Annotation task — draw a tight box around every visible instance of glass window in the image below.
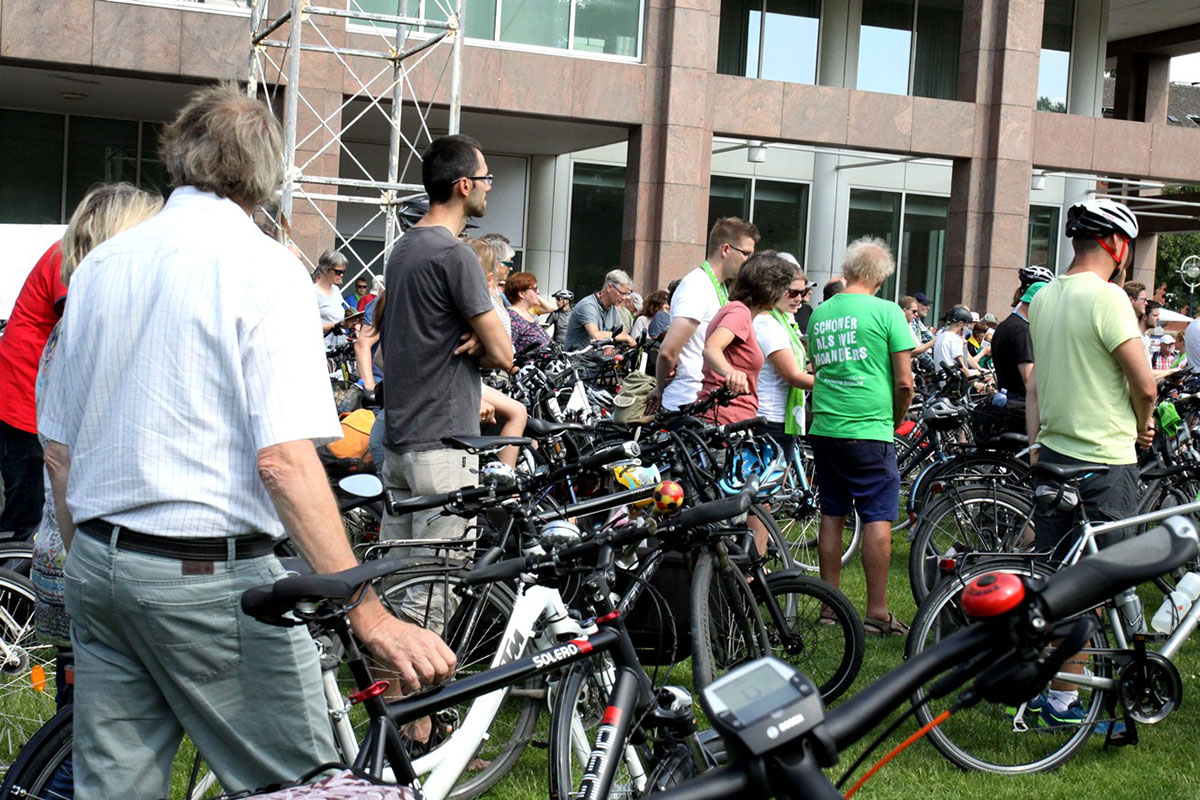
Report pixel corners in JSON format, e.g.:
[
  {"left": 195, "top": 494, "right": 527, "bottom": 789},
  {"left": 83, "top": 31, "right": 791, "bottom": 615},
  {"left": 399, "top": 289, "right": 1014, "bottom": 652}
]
[
  {"left": 847, "top": 189, "right": 903, "bottom": 299},
  {"left": 753, "top": 179, "right": 808, "bottom": 261},
  {"left": 574, "top": 0, "right": 640, "bottom": 57},
  {"left": 912, "top": 0, "right": 962, "bottom": 100},
  {"left": 568, "top": 164, "right": 626, "bottom": 299},
  {"left": 65, "top": 116, "right": 140, "bottom": 215},
  {"left": 900, "top": 194, "right": 948, "bottom": 306},
  {"left": 718, "top": 0, "right": 818, "bottom": 83},
  {"left": 1038, "top": 0, "right": 1073, "bottom": 112},
  {"left": 500, "top": 0, "right": 568, "bottom": 49},
  {"left": 708, "top": 175, "right": 752, "bottom": 225},
  {"left": 857, "top": 0, "right": 914, "bottom": 95},
  {"left": 1027, "top": 205, "right": 1059, "bottom": 273},
  {"left": 0, "top": 110, "right": 64, "bottom": 224}
]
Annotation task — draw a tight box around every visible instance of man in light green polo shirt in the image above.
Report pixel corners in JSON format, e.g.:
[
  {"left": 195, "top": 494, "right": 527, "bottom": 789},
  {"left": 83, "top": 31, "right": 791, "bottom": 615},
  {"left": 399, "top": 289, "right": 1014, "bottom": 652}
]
[{"left": 1025, "top": 198, "right": 1153, "bottom": 729}]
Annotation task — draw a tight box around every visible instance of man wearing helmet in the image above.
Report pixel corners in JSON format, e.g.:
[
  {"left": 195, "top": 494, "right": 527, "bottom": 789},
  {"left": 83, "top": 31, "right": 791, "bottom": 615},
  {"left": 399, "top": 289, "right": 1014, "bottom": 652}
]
[
  {"left": 545, "top": 289, "right": 573, "bottom": 346},
  {"left": 1025, "top": 199, "right": 1154, "bottom": 725},
  {"left": 932, "top": 306, "right": 980, "bottom": 378}
]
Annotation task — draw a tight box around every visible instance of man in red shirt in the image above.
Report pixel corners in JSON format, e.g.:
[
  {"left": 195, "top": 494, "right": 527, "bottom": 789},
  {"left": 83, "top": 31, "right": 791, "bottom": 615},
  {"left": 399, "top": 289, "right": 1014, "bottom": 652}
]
[{"left": 0, "top": 242, "right": 66, "bottom": 540}]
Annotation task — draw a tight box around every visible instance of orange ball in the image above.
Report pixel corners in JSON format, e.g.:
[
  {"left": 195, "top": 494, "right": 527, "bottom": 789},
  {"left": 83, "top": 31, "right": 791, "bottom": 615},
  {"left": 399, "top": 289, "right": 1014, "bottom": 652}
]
[{"left": 653, "top": 480, "right": 685, "bottom": 513}]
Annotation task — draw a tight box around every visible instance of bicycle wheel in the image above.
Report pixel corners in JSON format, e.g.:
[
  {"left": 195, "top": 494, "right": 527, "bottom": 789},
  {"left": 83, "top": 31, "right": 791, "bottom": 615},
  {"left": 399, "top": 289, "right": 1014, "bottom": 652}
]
[
  {"left": 748, "top": 503, "right": 795, "bottom": 572},
  {"left": 0, "top": 543, "right": 33, "bottom": 578},
  {"left": 907, "top": 559, "right": 1113, "bottom": 774},
  {"left": 0, "top": 569, "right": 58, "bottom": 777},
  {"left": 769, "top": 469, "right": 862, "bottom": 574},
  {"left": 690, "top": 551, "right": 770, "bottom": 690},
  {"left": 907, "top": 486, "right": 1034, "bottom": 605},
  {"left": 379, "top": 565, "right": 540, "bottom": 799},
  {"left": 0, "top": 703, "right": 72, "bottom": 799},
  {"left": 753, "top": 572, "right": 863, "bottom": 703},
  {"left": 547, "top": 659, "right": 649, "bottom": 800}
]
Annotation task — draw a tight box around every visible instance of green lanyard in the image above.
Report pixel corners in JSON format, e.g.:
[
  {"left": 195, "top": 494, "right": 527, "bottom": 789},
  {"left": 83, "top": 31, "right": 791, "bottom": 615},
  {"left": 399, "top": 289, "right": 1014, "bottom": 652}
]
[
  {"left": 770, "top": 310, "right": 804, "bottom": 360},
  {"left": 770, "top": 310, "right": 808, "bottom": 435},
  {"left": 701, "top": 261, "right": 729, "bottom": 306}
]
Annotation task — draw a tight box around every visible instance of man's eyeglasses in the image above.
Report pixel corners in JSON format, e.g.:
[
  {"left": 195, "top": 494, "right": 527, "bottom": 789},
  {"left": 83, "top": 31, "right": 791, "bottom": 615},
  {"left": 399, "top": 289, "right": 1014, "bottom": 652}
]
[
  {"left": 610, "top": 285, "right": 633, "bottom": 297},
  {"left": 332, "top": 270, "right": 345, "bottom": 276},
  {"left": 461, "top": 174, "right": 494, "bottom": 186},
  {"left": 727, "top": 244, "right": 753, "bottom": 258}
]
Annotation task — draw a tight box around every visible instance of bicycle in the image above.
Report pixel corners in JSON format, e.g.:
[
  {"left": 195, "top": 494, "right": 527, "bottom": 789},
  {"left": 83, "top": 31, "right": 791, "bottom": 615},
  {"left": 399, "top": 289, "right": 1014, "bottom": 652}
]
[
  {"left": 905, "top": 462, "right": 1200, "bottom": 774},
  {"left": 646, "top": 516, "right": 1200, "bottom": 799}
]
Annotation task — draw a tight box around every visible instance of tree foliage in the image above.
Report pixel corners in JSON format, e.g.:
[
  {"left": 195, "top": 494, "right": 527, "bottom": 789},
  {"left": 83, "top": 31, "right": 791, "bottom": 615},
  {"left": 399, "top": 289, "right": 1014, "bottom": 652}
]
[{"left": 1156, "top": 231, "right": 1200, "bottom": 314}]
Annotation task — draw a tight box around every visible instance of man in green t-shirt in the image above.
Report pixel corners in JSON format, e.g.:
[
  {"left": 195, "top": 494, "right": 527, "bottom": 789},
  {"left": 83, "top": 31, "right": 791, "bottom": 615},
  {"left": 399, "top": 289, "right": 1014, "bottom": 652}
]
[
  {"left": 1025, "top": 198, "right": 1152, "bottom": 729},
  {"left": 807, "top": 237, "right": 914, "bottom": 637}
]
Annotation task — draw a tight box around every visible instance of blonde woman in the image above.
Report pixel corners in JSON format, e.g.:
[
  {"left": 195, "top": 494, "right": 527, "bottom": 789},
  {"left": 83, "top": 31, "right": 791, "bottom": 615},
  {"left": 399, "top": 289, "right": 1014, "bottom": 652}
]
[
  {"left": 465, "top": 240, "right": 526, "bottom": 469},
  {"left": 33, "top": 182, "right": 163, "bottom": 707}
]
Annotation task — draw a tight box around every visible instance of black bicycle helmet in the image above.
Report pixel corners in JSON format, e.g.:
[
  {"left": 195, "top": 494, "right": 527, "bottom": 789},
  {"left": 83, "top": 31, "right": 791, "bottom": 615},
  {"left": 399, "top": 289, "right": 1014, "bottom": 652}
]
[
  {"left": 1064, "top": 199, "right": 1139, "bottom": 240},
  {"left": 553, "top": 290, "right": 574, "bottom": 301},
  {"left": 947, "top": 307, "right": 973, "bottom": 325},
  {"left": 1018, "top": 264, "right": 1055, "bottom": 288}
]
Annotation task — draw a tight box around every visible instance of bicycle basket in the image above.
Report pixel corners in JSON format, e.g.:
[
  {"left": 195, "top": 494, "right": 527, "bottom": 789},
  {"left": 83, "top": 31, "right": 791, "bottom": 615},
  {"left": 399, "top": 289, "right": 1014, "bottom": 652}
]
[{"left": 615, "top": 552, "right": 692, "bottom": 666}]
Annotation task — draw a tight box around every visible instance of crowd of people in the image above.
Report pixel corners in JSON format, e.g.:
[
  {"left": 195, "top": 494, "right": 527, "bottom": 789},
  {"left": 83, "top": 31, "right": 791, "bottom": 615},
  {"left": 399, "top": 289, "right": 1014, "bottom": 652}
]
[{"left": 0, "top": 78, "right": 1185, "bottom": 795}]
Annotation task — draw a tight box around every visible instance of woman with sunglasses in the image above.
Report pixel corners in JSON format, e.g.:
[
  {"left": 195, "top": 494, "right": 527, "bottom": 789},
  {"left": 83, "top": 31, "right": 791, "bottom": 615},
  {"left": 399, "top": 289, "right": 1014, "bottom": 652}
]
[
  {"left": 753, "top": 264, "right": 815, "bottom": 461},
  {"left": 314, "top": 248, "right": 353, "bottom": 339}
]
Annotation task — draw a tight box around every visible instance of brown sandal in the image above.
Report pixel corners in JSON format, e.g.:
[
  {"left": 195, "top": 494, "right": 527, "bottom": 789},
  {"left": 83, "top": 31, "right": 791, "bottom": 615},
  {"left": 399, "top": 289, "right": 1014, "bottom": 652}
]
[{"left": 864, "top": 613, "right": 910, "bottom": 638}]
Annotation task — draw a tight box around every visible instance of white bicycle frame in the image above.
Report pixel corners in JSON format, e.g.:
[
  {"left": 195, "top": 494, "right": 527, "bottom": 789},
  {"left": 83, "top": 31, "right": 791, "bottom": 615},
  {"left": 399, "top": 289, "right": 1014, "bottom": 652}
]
[{"left": 322, "top": 581, "right": 645, "bottom": 800}]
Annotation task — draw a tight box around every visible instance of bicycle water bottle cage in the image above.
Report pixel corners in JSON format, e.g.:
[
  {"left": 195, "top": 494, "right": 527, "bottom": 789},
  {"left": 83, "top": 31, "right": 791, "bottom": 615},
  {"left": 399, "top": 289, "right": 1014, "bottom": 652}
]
[{"left": 1034, "top": 482, "right": 1080, "bottom": 512}]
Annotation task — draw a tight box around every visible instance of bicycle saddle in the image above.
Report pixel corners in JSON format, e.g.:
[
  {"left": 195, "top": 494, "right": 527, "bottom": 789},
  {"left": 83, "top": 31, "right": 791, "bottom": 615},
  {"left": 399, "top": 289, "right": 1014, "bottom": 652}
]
[
  {"left": 1031, "top": 462, "right": 1110, "bottom": 482},
  {"left": 241, "top": 557, "right": 410, "bottom": 626},
  {"left": 524, "top": 417, "right": 588, "bottom": 437},
  {"left": 441, "top": 435, "right": 533, "bottom": 453},
  {"left": 984, "top": 432, "right": 1029, "bottom": 451}
]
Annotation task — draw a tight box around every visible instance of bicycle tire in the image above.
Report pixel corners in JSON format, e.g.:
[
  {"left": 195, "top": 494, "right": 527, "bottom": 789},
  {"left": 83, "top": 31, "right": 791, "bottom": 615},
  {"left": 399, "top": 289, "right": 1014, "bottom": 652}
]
[
  {"left": 0, "top": 568, "right": 58, "bottom": 777},
  {"left": 378, "top": 565, "right": 540, "bottom": 800},
  {"left": 907, "top": 453, "right": 1030, "bottom": 522},
  {"left": 748, "top": 503, "right": 796, "bottom": 573},
  {"left": 752, "top": 571, "right": 864, "bottom": 703},
  {"left": 547, "top": 659, "right": 648, "bottom": 800},
  {"left": 690, "top": 551, "right": 770, "bottom": 690},
  {"left": 907, "top": 486, "right": 1034, "bottom": 605},
  {"left": 0, "top": 543, "right": 33, "bottom": 578},
  {"left": 907, "top": 558, "right": 1113, "bottom": 774},
  {"left": 0, "top": 702, "right": 72, "bottom": 799}
]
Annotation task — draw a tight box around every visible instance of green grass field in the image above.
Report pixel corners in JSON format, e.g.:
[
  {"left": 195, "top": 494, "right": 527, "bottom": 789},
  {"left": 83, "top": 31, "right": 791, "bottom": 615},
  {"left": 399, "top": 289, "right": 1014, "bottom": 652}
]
[{"left": 479, "top": 531, "right": 1200, "bottom": 800}]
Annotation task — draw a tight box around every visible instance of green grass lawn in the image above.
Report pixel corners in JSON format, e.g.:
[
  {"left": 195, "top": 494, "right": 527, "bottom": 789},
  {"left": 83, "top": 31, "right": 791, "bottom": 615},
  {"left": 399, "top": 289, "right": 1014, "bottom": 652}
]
[{"left": 480, "top": 531, "right": 1200, "bottom": 799}]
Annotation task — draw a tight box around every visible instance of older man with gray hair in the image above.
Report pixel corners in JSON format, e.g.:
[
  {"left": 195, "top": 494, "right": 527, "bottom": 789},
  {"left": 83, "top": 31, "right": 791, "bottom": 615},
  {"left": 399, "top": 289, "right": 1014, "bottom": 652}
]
[
  {"left": 806, "top": 237, "right": 915, "bottom": 638},
  {"left": 564, "top": 268, "right": 638, "bottom": 349},
  {"left": 40, "top": 84, "right": 454, "bottom": 797}
]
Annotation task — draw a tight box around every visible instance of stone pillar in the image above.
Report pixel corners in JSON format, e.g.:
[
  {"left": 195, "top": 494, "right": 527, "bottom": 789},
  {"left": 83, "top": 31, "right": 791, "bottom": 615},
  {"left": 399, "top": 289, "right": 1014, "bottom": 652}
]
[
  {"left": 526, "top": 154, "right": 571, "bottom": 292},
  {"left": 1056, "top": 0, "right": 1108, "bottom": 270},
  {"left": 943, "top": 0, "right": 1041, "bottom": 313},
  {"left": 621, "top": 0, "right": 718, "bottom": 294}
]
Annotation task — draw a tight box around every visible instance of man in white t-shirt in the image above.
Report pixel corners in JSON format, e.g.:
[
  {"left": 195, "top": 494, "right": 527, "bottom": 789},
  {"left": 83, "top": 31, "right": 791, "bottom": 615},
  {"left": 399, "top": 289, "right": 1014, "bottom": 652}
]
[
  {"left": 647, "top": 217, "right": 760, "bottom": 412},
  {"left": 932, "top": 306, "right": 976, "bottom": 376}
]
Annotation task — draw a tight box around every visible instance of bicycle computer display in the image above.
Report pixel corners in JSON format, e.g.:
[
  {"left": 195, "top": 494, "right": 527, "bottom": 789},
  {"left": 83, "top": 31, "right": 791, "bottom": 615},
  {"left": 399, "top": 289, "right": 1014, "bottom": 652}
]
[{"left": 700, "top": 657, "right": 824, "bottom": 756}]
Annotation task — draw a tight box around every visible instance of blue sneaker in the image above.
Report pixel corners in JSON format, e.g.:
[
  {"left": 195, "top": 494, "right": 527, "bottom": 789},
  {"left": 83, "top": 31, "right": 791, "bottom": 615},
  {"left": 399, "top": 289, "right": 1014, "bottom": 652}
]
[
  {"left": 1005, "top": 693, "right": 1047, "bottom": 720},
  {"left": 1039, "top": 700, "right": 1125, "bottom": 736}
]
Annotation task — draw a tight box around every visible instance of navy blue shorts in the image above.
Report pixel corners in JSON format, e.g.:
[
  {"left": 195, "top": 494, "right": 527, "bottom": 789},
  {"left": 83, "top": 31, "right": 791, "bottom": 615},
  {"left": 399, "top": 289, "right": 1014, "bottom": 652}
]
[{"left": 808, "top": 435, "right": 900, "bottom": 524}]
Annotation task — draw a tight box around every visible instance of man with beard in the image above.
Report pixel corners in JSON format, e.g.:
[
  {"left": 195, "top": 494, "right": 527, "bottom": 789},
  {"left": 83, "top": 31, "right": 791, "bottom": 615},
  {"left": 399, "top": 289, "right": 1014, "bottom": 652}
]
[{"left": 381, "top": 134, "right": 513, "bottom": 626}]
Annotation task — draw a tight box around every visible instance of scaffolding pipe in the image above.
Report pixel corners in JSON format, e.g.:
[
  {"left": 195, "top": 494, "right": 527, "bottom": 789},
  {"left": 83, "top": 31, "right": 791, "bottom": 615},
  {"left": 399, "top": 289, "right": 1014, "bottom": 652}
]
[
  {"left": 279, "top": 0, "right": 305, "bottom": 224},
  {"left": 385, "top": 0, "right": 407, "bottom": 256},
  {"left": 449, "top": 0, "right": 463, "bottom": 134}
]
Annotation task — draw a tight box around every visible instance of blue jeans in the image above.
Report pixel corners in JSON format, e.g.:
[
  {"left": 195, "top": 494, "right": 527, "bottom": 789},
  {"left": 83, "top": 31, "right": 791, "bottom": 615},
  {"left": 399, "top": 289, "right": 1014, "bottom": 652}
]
[{"left": 64, "top": 532, "right": 337, "bottom": 797}]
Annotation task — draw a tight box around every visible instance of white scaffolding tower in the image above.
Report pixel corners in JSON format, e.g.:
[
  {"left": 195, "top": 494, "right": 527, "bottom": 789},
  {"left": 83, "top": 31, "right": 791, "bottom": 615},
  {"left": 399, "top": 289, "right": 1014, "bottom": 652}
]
[{"left": 247, "top": 0, "right": 463, "bottom": 282}]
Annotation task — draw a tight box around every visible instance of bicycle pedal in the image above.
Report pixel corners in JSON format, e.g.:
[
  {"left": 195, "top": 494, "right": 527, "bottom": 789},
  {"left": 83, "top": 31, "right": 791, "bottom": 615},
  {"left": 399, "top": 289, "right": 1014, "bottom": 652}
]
[{"left": 529, "top": 738, "right": 550, "bottom": 750}]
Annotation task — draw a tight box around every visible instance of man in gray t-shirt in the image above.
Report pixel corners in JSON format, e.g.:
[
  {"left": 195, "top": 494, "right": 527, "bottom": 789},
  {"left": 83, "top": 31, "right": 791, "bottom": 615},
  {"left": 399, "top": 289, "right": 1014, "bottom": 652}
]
[
  {"left": 381, "top": 135, "right": 513, "bottom": 627},
  {"left": 564, "top": 269, "right": 638, "bottom": 350}
]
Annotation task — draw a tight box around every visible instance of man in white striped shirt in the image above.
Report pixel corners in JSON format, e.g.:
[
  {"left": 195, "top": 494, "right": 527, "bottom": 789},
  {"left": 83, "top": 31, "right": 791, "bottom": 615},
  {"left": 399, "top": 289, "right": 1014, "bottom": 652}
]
[{"left": 39, "top": 85, "right": 454, "bottom": 797}]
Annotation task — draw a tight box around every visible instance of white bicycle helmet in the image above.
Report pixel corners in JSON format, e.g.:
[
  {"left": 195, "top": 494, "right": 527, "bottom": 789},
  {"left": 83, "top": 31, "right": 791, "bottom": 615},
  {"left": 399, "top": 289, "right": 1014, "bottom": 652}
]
[
  {"left": 1064, "top": 199, "right": 1139, "bottom": 241},
  {"left": 1018, "top": 264, "right": 1055, "bottom": 288}
]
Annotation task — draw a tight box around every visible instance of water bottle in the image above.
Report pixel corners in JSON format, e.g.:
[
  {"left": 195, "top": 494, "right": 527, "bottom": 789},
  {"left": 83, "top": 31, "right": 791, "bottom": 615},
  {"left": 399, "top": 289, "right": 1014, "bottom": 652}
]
[
  {"left": 1151, "top": 590, "right": 1191, "bottom": 634},
  {"left": 1117, "top": 588, "right": 1146, "bottom": 634},
  {"left": 992, "top": 388, "right": 1008, "bottom": 408}
]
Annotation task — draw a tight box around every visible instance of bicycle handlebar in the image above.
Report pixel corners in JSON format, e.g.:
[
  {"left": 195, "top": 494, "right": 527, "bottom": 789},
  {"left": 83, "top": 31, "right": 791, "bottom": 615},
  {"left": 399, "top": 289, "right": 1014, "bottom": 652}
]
[
  {"left": 654, "top": 517, "right": 1200, "bottom": 800},
  {"left": 1037, "top": 514, "right": 1199, "bottom": 621}
]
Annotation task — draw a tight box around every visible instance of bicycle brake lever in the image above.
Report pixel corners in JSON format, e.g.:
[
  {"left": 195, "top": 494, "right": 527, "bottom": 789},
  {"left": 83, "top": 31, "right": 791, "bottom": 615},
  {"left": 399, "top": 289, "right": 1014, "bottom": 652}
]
[{"left": 975, "top": 615, "right": 1097, "bottom": 706}]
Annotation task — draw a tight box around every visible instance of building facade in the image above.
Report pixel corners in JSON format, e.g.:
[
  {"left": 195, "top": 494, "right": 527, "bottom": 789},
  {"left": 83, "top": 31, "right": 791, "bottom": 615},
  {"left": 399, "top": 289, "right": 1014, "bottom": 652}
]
[{"left": 2, "top": 0, "right": 1199, "bottom": 318}]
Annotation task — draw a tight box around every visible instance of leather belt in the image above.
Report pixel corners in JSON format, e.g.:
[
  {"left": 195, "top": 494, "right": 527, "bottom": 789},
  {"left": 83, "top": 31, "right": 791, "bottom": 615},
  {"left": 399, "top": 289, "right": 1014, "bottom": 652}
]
[{"left": 78, "top": 519, "right": 276, "bottom": 561}]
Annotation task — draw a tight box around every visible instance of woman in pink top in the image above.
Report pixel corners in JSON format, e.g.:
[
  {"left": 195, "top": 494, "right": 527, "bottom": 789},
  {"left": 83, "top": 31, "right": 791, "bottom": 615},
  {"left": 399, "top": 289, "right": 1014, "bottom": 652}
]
[{"left": 699, "top": 252, "right": 799, "bottom": 424}]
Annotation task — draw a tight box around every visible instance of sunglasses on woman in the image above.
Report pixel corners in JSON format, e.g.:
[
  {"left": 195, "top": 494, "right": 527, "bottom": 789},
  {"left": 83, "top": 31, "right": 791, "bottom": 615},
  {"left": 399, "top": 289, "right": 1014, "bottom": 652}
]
[{"left": 785, "top": 287, "right": 805, "bottom": 299}]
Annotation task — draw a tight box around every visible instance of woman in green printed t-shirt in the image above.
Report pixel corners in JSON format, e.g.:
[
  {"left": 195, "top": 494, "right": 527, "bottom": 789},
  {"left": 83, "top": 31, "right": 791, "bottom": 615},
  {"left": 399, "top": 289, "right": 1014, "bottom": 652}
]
[{"left": 805, "top": 237, "right": 915, "bottom": 638}]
